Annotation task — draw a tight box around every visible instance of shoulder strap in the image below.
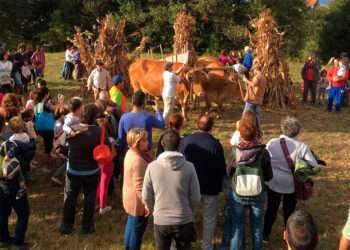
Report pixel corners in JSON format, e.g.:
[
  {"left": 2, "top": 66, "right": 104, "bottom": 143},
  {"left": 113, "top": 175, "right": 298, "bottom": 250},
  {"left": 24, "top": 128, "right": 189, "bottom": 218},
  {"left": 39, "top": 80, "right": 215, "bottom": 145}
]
[{"left": 280, "top": 138, "right": 295, "bottom": 172}]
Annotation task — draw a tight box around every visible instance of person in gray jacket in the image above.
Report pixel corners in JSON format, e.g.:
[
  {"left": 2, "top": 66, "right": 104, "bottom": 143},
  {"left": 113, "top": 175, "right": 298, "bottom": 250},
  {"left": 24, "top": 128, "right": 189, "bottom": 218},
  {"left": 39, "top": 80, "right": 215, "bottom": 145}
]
[{"left": 142, "top": 130, "right": 201, "bottom": 250}]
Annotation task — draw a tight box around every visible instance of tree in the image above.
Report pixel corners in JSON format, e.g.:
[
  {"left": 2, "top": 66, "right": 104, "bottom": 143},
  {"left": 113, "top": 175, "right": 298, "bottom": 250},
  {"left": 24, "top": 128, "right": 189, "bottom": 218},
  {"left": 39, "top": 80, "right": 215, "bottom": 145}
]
[{"left": 318, "top": 0, "right": 350, "bottom": 61}]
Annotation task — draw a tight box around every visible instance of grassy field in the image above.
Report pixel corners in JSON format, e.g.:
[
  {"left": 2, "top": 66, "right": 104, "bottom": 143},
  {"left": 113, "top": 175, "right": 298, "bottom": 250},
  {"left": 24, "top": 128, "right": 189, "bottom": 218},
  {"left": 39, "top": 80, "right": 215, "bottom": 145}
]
[{"left": 4, "top": 52, "right": 350, "bottom": 250}]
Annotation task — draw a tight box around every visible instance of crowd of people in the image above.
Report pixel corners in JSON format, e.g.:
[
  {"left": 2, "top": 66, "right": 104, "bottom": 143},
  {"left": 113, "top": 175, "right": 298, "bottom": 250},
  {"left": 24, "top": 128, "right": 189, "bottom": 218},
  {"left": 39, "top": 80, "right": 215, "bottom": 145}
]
[
  {"left": 301, "top": 52, "right": 350, "bottom": 112},
  {"left": 0, "top": 44, "right": 45, "bottom": 95},
  {"left": 0, "top": 43, "right": 349, "bottom": 250}
]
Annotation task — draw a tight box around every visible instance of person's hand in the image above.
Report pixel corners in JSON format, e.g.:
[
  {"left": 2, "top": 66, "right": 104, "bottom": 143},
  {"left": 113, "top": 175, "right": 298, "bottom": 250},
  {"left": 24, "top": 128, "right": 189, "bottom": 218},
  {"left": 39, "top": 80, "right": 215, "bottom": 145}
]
[
  {"left": 144, "top": 207, "right": 151, "bottom": 217},
  {"left": 333, "top": 76, "right": 338, "bottom": 82}
]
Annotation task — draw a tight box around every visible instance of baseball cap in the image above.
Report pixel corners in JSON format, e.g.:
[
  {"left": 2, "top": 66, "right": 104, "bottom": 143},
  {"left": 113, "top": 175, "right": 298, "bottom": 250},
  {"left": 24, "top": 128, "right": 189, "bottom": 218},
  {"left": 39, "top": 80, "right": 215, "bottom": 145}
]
[{"left": 112, "top": 75, "right": 123, "bottom": 84}]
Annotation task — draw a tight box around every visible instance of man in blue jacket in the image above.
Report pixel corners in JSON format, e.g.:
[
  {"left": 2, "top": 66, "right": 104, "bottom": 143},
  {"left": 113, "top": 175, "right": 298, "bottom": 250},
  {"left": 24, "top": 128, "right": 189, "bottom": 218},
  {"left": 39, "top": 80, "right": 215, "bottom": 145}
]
[{"left": 180, "top": 114, "right": 226, "bottom": 250}]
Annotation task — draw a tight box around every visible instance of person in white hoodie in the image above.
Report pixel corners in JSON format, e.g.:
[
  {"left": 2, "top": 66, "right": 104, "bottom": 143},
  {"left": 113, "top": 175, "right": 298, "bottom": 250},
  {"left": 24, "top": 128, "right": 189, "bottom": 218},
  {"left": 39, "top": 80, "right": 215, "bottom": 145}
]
[{"left": 142, "top": 130, "right": 201, "bottom": 250}]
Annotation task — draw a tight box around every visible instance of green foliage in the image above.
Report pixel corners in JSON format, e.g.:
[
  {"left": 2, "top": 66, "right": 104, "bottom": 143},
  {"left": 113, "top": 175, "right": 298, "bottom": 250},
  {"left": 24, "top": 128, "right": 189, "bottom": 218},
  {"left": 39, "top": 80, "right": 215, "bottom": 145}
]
[
  {"left": 0, "top": 0, "right": 347, "bottom": 59},
  {"left": 318, "top": 0, "right": 350, "bottom": 61}
]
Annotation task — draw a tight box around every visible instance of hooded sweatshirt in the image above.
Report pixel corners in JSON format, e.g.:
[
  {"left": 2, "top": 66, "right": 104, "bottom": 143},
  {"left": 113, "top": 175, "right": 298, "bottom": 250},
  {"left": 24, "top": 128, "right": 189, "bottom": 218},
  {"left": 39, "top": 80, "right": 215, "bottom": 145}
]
[{"left": 142, "top": 151, "right": 201, "bottom": 226}]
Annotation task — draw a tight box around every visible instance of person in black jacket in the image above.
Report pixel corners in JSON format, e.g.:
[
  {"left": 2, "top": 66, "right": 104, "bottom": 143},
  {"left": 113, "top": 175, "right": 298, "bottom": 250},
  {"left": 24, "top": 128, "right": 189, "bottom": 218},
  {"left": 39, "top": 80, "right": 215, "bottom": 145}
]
[
  {"left": 0, "top": 114, "right": 30, "bottom": 248},
  {"left": 180, "top": 113, "right": 226, "bottom": 250},
  {"left": 59, "top": 104, "right": 110, "bottom": 235}
]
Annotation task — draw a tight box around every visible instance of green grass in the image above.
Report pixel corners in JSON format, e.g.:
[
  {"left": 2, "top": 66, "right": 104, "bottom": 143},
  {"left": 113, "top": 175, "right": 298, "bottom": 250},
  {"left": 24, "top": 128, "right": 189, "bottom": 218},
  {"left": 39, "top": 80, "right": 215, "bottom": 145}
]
[{"left": 6, "top": 53, "right": 348, "bottom": 249}]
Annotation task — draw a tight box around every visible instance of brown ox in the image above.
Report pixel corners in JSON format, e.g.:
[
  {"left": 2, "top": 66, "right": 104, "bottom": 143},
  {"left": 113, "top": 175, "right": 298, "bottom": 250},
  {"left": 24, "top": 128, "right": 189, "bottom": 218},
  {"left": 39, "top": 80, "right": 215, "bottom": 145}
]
[
  {"left": 129, "top": 59, "right": 190, "bottom": 119},
  {"left": 188, "top": 56, "right": 243, "bottom": 113}
]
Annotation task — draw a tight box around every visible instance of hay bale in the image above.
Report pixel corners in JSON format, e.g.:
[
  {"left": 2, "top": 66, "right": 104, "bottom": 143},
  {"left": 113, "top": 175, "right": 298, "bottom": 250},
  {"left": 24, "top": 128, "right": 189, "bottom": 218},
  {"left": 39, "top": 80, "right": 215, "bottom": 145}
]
[
  {"left": 173, "top": 11, "right": 196, "bottom": 62},
  {"left": 250, "top": 9, "right": 297, "bottom": 109},
  {"left": 71, "top": 14, "right": 130, "bottom": 94}
]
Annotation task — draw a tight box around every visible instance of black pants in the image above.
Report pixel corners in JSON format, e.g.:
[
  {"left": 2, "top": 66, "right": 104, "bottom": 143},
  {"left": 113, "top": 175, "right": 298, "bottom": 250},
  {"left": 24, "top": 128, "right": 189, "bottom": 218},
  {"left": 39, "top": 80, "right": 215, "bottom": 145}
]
[
  {"left": 303, "top": 80, "right": 317, "bottom": 104},
  {"left": 61, "top": 173, "right": 99, "bottom": 232},
  {"left": 38, "top": 130, "right": 54, "bottom": 154},
  {"left": 154, "top": 222, "right": 195, "bottom": 250},
  {"left": 263, "top": 188, "right": 296, "bottom": 239},
  {"left": 0, "top": 186, "right": 30, "bottom": 245}
]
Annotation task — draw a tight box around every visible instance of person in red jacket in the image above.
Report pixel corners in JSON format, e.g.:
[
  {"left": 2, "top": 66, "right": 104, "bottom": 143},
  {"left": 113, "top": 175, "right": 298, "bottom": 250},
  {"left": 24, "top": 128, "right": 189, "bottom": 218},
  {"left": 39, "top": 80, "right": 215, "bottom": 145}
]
[
  {"left": 327, "top": 56, "right": 349, "bottom": 112},
  {"left": 301, "top": 55, "right": 320, "bottom": 104}
]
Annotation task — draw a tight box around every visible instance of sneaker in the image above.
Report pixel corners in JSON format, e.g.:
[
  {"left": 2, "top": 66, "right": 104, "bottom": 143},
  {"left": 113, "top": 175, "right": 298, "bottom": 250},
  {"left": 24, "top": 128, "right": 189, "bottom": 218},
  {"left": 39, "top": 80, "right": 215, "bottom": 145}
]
[
  {"left": 51, "top": 177, "right": 63, "bottom": 185},
  {"left": 99, "top": 206, "right": 112, "bottom": 215},
  {"left": 263, "top": 237, "right": 269, "bottom": 244}
]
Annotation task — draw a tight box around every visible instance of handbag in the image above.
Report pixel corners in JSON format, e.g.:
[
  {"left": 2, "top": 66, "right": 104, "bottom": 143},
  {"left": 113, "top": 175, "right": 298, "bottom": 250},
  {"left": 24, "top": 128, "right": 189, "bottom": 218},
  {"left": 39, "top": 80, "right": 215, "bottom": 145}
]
[
  {"left": 93, "top": 127, "right": 113, "bottom": 165},
  {"left": 280, "top": 138, "right": 314, "bottom": 201}
]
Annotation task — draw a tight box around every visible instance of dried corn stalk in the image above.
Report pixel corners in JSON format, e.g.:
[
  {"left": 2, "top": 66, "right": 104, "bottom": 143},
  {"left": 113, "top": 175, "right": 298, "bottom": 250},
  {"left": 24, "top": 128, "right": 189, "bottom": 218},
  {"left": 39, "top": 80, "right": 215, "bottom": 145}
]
[
  {"left": 71, "top": 14, "right": 129, "bottom": 86},
  {"left": 250, "top": 9, "right": 297, "bottom": 109},
  {"left": 173, "top": 11, "right": 196, "bottom": 54}
]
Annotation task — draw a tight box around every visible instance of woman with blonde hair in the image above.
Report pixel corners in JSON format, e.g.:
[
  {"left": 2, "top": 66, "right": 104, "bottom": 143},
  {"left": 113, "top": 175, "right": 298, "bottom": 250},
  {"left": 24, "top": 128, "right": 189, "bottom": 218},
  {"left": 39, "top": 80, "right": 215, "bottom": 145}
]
[{"left": 123, "top": 128, "right": 152, "bottom": 250}]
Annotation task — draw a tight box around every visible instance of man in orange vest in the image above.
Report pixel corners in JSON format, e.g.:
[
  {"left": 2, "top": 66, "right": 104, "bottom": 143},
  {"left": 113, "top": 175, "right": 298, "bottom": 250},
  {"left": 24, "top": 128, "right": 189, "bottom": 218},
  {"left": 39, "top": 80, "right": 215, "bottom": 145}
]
[{"left": 109, "top": 75, "right": 128, "bottom": 113}]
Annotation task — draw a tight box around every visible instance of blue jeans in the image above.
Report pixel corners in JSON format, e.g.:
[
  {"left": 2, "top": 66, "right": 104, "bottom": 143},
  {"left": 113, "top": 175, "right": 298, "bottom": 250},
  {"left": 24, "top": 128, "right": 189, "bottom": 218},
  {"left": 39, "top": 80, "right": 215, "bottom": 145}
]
[
  {"left": 0, "top": 185, "right": 30, "bottom": 245},
  {"left": 220, "top": 194, "right": 234, "bottom": 250},
  {"left": 124, "top": 215, "right": 148, "bottom": 250},
  {"left": 328, "top": 86, "right": 345, "bottom": 112},
  {"left": 243, "top": 102, "right": 261, "bottom": 129},
  {"left": 231, "top": 192, "right": 265, "bottom": 250}
]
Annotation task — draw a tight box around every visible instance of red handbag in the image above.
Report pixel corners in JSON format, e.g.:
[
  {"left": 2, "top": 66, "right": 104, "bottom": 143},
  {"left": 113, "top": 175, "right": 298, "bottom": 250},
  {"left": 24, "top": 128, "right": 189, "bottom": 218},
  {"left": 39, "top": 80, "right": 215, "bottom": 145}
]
[
  {"left": 93, "top": 127, "right": 113, "bottom": 165},
  {"left": 280, "top": 138, "right": 314, "bottom": 201}
]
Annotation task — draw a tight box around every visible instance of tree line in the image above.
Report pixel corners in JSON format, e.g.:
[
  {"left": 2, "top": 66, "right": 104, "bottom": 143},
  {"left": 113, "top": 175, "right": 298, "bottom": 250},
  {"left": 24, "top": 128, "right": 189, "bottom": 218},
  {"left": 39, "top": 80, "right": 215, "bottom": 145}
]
[{"left": 0, "top": 0, "right": 348, "bottom": 61}]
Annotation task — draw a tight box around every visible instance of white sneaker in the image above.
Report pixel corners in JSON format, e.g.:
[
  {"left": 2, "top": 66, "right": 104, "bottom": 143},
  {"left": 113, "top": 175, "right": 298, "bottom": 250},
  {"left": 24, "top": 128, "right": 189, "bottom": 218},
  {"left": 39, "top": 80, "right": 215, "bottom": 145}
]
[{"left": 99, "top": 206, "right": 112, "bottom": 215}]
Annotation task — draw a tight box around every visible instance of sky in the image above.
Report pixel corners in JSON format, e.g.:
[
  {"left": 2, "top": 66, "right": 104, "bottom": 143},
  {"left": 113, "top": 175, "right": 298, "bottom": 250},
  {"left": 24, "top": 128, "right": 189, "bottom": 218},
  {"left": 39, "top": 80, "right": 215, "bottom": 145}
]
[{"left": 319, "top": 0, "right": 332, "bottom": 4}]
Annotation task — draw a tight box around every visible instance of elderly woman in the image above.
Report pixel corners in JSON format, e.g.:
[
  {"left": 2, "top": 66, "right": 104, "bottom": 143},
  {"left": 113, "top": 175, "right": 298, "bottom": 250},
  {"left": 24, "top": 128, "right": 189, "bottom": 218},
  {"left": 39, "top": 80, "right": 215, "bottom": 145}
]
[
  {"left": 0, "top": 51, "right": 13, "bottom": 93},
  {"left": 263, "top": 116, "right": 318, "bottom": 243},
  {"left": 230, "top": 111, "right": 272, "bottom": 250},
  {"left": 123, "top": 128, "right": 152, "bottom": 250}
]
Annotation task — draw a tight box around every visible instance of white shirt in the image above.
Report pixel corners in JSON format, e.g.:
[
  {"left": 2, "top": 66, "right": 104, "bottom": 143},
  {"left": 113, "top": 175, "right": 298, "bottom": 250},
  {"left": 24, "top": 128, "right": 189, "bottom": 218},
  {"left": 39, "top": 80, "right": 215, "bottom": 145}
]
[
  {"left": 0, "top": 60, "right": 13, "bottom": 78},
  {"left": 337, "top": 65, "right": 347, "bottom": 78},
  {"left": 266, "top": 135, "right": 318, "bottom": 194},
  {"left": 10, "top": 133, "right": 30, "bottom": 144},
  {"left": 162, "top": 71, "right": 179, "bottom": 98},
  {"left": 21, "top": 65, "right": 31, "bottom": 78},
  {"left": 65, "top": 49, "right": 73, "bottom": 62},
  {"left": 230, "top": 130, "right": 240, "bottom": 146},
  {"left": 87, "top": 68, "right": 112, "bottom": 91}
]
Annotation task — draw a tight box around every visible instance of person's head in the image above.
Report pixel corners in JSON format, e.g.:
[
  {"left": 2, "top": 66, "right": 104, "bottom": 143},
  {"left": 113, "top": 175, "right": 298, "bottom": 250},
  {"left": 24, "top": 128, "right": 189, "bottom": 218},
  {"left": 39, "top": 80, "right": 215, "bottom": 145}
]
[
  {"left": 34, "top": 86, "right": 49, "bottom": 104},
  {"left": 284, "top": 209, "right": 318, "bottom": 250},
  {"left": 23, "top": 60, "right": 29, "bottom": 66},
  {"left": 165, "top": 62, "right": 173, "bottom": 72},
  {"left": 98, "top": 91, "right": 109, "bottom": 101},
  {"left": 66, "top": 44, "right": 72, "bottom": 50},
  {"left": 26, "top": 44, "right": 33, "bottom": 52},
  {"left": 9, "top": 116, "right": 25, "bottom": 134},
  {"left": 168, "top": 113, "right": 184, "bottom": 131},
  {"left": 21, "top": 109, "right": 34, "bottom": 122},
  {"left": 69, "top": 97, "right": 83, "bottom": 114},
  {"left": 18, "top": 43, "right": 26, "bottom": 53},
  {"left": 54, "top": 106, "right": 69, "bottom": 120},
  {"left": 132, "top": 90, "right": 146, "bottom": 108},
  {"left": 244, "top": 46, "right": 251, "bottom": 53},
  {"left": 239, "top": 111, "right": 258, "bottom": 141},
  {"left": 112, "top": 75, "right": 123, "bottom": 85},
  {"left": 320, "top": 69, "right": 327, "bottom": 77},
  {"left": 0, "top": 51, "right": 9, "bottom": 61},
  {"left": 161, "top": 129, "right": 181, "bottom": 151},
  {"left": 96, "top": 59, "right": 104, "bottom": 70},
  {"left": 281, "top": 116, "right": 301, "bottom": 138},
  {"left": 340, "top": 56, "right": 348, "bottom": 67},
  {"left": 95, "top": 99, "right": 107, "bottom": 115},
  {"left": 1, "top": 93, "right": 19, "bottom": 110},
  {"left": 127, "top": 128, "right": 148, "bottom": 152},
  {"left": 28, "top": 90, "right": 36, "bottom": 101},
  {"left": 81, "top": 104, "right": 98, "bottom": 125},
  {"left": 220, "top": 49, "right": 228, "bottom": 56},
  {"left": 37, "top": 79, "right": 47, "bottom": 89},
  {"left": 197, "top": 113, "right": 214, "bottom": 132}
]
